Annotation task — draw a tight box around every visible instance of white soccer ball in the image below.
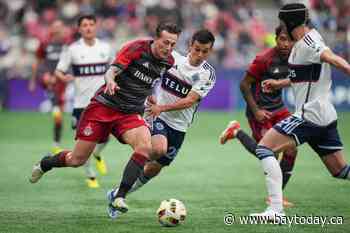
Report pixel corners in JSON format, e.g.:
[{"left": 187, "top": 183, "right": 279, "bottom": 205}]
[{"left": 156, "top": 199, "right": 187, "bottom": 227}]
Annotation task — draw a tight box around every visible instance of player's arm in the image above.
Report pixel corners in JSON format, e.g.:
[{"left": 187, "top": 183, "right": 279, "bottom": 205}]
[
  {"left": 261, "top": 78, "right": 291, "bottom": 93},
  {"left": 320, "top": 49, "right": 350, "bottom": 76},
  {"left": 54, "top": 45, "right": 74, "bottom": 83},
  {"left": 54, "top": 70, "right": 74, "bottom": 83},
  {"left": 240, "top": 73, "right": 272, "bottom": 121},
  {"left": 148, "top": 91, "right": 200, "bottom": 117},
  {"left": 29, "top": 57, "right": 44, "bottom": 92},
  {"left": 103, "top": 65, "right": 122, "bottom": 95}
]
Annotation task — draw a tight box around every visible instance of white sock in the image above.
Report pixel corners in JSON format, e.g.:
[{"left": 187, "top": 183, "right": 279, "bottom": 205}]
[
  {"left": 83, "top": 157, "right": 96, "bottom": 178},
  {"left": 128, "top": 178, "right": 145, "bottom": 193},
  {"left": 261, "top": 156, "right": 283, "bottom": 212},
  {"left": 93, "top": 142, "right": 108, "bottom": 158}
]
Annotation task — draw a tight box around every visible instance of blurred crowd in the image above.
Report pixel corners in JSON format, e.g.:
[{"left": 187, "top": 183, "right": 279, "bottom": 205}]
[{"left": 0, "top": 0, "right": 349, "bottom": 110}]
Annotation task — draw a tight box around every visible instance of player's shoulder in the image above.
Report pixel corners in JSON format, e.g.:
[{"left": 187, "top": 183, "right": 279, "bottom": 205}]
[
  {"left": 121, "top": 38, "right": 152, "bottom": 50},
  {"left": 301, "top": 29, "right": 325, "bottom": 50},
  {"left": 200, "top": 61, "right": 216, "bottom": 81}
]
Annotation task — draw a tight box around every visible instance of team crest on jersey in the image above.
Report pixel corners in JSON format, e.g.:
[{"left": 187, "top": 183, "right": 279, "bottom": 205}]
[
  {"left": 155, "top": 122, "right": 165, "bottom": 131},
  {"left": 83, "top": 125, "right": 93, "bottom": 136}
]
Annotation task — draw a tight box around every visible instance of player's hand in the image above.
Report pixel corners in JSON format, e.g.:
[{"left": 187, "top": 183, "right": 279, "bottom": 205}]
[
  {"left": 146, "top": 103, "right": 162, "bottom": 117},
  {"left": 262, "top": 79, "right": 278, "bottom": 93},
  {"left": 146, "top": 95, "right": 157, "bottom": 106},
  {"left": 104, "top": 79, "right": 120, "bottom": 95},
  {"left": 60, "top": 74, "right": 74, "bottom": 83},
  {"left": 254, "top": 109, "right": 273, "bottom": 122}
]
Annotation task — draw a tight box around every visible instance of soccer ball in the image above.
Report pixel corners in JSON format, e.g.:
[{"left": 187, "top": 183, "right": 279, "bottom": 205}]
[{"left": 156, "top": 199, "right": 187, "bottom": 227}]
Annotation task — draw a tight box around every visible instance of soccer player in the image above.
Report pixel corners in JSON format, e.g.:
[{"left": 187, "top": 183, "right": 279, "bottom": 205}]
[
  {"left": 30, "top": 21, "right": 181, "bottom": 213},
  {"left": 107, "top": 30, "right": 216, "bottom": 215},
  {"left": 235, "top": 3, "right": 350, "bottom": 220},
  {"left": 54, "top": 15, "right": 112, "bottom": 188},
  {"left": 220, "top": 26, "right": 297, "bottom": 207},
  {"left": 28, "top": 20, "right": 68, "bottom": 154}
]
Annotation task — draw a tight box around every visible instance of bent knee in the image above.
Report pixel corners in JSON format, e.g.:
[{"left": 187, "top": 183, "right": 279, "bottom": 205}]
[{"left": 135, "top": 144, "right": 153, "bottom": 157}]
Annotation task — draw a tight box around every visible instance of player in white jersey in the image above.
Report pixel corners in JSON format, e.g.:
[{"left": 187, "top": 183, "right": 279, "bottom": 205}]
[
  {"left": 240, "top": 3, "right": 350, "bottom": 221},
  {"left": 55, "top": 15, "right": 112, "bottom": 188},
  {"left": 108, "top": 29, "right": 216, "bottom": 200}
]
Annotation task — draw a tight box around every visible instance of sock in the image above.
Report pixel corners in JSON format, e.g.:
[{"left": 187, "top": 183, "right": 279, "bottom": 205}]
[
  {"left": 93, "top": 142, "right": 108, "bottom": 160},
  {"left": 83, "top": 157, "right": 96, "bottom": 179},
  {"left": 334, "top": 165, "right": 350, "bottom": 180},
  {"left": 129, "top": 172, "right": 152, "bottom": 193},
  {"left": 236, "top": 130, "right": 258, "bottom": 156},
  {"left": 54, "top": 121, "right": 62, "bottom": 145},
  {"left": 256, "top": 145, "right": 283, "bottom": 212},
  {"left": 40, "top": 150, "right": 70, "bottom": 172},
  {"left": 280, "top": 150, "right": 297, "bottom": 189},
  {"left": 116, "top": 152, "right": 149, "bottom": 198}
]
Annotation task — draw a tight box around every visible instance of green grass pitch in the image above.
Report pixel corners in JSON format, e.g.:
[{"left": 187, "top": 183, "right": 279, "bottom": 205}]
[{"left": 0, "top": 111, "right": 349, "bottom": 233}]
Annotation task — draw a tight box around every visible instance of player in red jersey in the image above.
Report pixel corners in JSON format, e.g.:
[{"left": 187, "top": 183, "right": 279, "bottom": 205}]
[
  {"left": 30, "top": 22, "right": 181, "bottom": 216},
  {"left": 220, "top": 26, "right": 297, "bottom": 207},
  {"left": 29, "top": 19, "right": 70, "bottom": 153}
]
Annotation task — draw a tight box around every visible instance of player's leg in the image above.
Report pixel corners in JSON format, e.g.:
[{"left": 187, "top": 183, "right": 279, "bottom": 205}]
[
  {"left": 51, "top": 76, "right": 66, "bottom": 154},
  {"left": 93, "top": 140, "right": 109, "bottom": 175},
  {"left": 30, "top": 139, "right": 97, "bottom": 183},
  {"left": 322, "top": 151, "right": 350, "bottom": 179},
  {"left": 107, "top": 125, "right": 152, "bottom": 217},
  {"left": 72, "top": 108, "right": 99, "bottom": 188},
  {"left": 128, "top": 133, "right": 168, "bottom": 193},
  {"left": 280, "top": 148, "right": 297, "bottom": 189}
]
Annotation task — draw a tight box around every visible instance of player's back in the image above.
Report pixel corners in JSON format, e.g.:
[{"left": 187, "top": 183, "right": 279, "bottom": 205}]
[{"left": 288, "top": 29, "right": 335, "bottom": 126}]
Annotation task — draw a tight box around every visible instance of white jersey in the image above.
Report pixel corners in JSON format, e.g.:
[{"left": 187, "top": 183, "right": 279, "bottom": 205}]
[
  {"left": 156, "top": 51, "right": 216, "bottom": 132},
  {"left": 288, "top": 29, "right": 336, "bottom": 126},
  {"left": 56, "top": 38, "right": 112, "bottom": 108}
]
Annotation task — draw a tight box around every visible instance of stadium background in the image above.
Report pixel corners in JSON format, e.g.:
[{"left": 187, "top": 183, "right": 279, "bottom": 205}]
[{"left": 0, "top": 0, "right": 349, "bottom": 232}]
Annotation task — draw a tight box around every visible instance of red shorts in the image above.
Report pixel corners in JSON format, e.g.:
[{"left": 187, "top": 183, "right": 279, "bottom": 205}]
[
  {"left": 248, "top": 108, "right": 291, "bottom": 142},
  {"left": 39, "top": 72, "right": 66, "bottom": 108},
  {"left": 76, "top": 101, "right": 147, "bottom": 143}
]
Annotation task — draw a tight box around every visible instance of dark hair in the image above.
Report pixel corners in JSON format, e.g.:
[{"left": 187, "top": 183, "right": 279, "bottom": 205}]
[
  {"left": 77, "top": 14, "right": 96, "bottom": 26},
  {"left": 275, "top": 25, "right": 286, "bottom": 37},
  {"left": 155, "top": 22, "right": 182, "bottom": 37},
  {"left": 191, "top": 29, "right": 215, "bottom": 48}
]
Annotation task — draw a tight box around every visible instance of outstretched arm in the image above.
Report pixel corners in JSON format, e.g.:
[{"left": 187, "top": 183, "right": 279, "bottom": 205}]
[
  {"left": 321, "top": 49, "right": 350, "bottom": 76},
  {"left": 147, "top": 91, "right": 200, "bottom": 117},
  {"left": 262, "top": 78, "right": 291, "bottom": 93}
]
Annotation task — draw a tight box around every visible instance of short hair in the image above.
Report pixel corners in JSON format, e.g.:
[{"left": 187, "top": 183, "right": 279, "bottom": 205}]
[
  {"left": 77, "top": 14, "right": 96, "bottom": 26},
  {"left": 275, "top": 25, "right": 285, "bottom": 37},
  {"left": 191, "top": 29, "right": 215, "bottom": 48},
  {"left": 155, "top": 22, "right": 182, "bottom": 38}
]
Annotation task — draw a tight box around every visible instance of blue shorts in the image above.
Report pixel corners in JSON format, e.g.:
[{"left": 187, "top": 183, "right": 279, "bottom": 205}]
[
  {"left": 71, "top": 108, "right": 85, "bottom": 130},
  {"left": 273, "top": 115, "right": 343, "bottom": 157},
  {"left": 152, "top": 118, "right": 186, "bottom": 166}
]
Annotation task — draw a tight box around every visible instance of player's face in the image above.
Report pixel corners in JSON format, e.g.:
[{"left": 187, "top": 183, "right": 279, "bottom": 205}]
[
  {"left": 188, "top": 41, "right": 213, "bottom": 66},
  {"left": 50, "top": 20, "right": 65, "bottom": 41},
  {"left": 276, "top": 31, "right": 293, "bottom": 58},
  {"left": 79, "top": 19, "right": 97, "bottom": 41},
  {"left": 153, "top": 30, "right": 178, "bottom": 60}
]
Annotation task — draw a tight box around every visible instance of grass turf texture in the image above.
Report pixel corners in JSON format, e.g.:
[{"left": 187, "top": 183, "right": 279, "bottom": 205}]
[{"left": 0, "top": 111, "right": 349, "bottom": 233}]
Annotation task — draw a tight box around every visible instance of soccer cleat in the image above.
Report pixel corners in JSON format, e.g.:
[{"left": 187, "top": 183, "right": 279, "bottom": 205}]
[
  {"left": 29, "top": 163, "right": 45, "bottom": 183},
  {"left": 95, "top": 157, "right": 107, "bottom": 175},
  {"left": 51, "top": 146, "right": 63, "bottom": 155},
  {"left": 219, "top": 121, "right": 241, "bottom": 144},
  {"left": 266, "top": 196, "right": 294, "bottom": 208},
  {"left": 86, "top": 178, "right": 100, "bottom": 188},
  {"left": 249, "top": 207, "right": 285, "bottom": 223},
  {"left": 107, "top": 189, "right": 129, "bottom": 219}
]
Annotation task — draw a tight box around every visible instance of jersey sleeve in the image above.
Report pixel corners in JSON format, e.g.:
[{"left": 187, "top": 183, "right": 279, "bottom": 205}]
[
  {"left": 112, "top": 41, "right": 141, "bottom": 69},
  {"left": 56, "top": 45, "right": 72, "bottom": 73},
  {"left": 35, "top": 41, "right": 46, "bottom": 59},
  {"left": 307, "top": 36, "right": 329, "bottom": 64},
  {"left": 191, "top": 68, "right": 216, "bottom": 99},
  {"left": 246, "top": 55, "right": 267, "bottom": 80}
]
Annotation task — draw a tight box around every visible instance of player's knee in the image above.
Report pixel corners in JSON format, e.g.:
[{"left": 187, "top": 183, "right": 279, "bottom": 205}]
[
  {"left": 151, "top": 146, "right": 167, "bottom": 160},
  {"left": 332, "top": 164, "right": 350, "bottom": 179},
  {"left": 135, "top": 144, "right": 152, "bottom": 158},
  {"left": 144, "top": 162, "right": 162, "bottom": 177}
]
